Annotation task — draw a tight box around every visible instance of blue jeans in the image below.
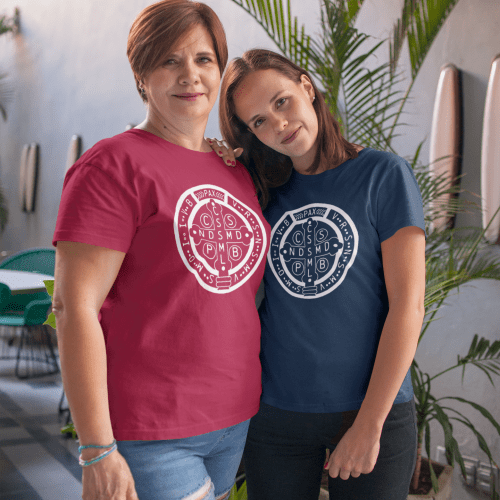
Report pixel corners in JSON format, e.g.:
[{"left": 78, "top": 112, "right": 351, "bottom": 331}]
[
  {"left": 117, "top": 419, "right": 250, "bottom": 500},
  {"left": 243, "top": 400, "right": 417, "bottom": 500}
]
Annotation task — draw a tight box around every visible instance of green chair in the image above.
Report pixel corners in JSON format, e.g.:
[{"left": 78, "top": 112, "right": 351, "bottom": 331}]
[{"left": 0, "top": 248, "right": 58, "bottom": 379}]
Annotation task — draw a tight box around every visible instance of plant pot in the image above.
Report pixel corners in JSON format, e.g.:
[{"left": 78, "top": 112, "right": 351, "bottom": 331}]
[
  {"left": 408, "top": 458, "right": 453, "bottom": 500},
  {"left": 318, "top": 458, "right": 453, "bottom": 500}
]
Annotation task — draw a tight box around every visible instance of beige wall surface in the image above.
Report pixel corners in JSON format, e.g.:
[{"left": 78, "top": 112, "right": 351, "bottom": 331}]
[{"left": 0, "top": 1, "right": 499, "bottom": 498}]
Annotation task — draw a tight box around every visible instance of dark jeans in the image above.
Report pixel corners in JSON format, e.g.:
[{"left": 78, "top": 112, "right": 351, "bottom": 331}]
[{"left": 243, "top": 400, "right": 417, "bottom": 500}]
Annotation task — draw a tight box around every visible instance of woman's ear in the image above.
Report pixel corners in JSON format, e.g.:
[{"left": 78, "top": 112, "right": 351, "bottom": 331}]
[{"left": 299, "top": 74, "right": 315, "bottom": 101}]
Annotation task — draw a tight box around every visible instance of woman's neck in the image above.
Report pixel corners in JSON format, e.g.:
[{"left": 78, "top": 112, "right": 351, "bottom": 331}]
[
  {"left": 292, "top": 148, "right": 329, "bottom": 175},
  {"left": 136, "top": 111, "right": 212, "bottom": 152}
]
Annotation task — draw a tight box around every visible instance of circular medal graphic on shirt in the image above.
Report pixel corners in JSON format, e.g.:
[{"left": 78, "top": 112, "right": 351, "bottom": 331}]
[
  {"left": 174, "top": 184, "right": 267, "bottom": 294},
  {"left": 268, "top": 203, "right": 358, "bottom": 299}
]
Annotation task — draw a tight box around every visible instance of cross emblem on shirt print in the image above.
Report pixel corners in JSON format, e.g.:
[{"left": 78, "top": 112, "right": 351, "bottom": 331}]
[
  {"left": 279, "top": 217, "right": 343, "bottom": 296},
  {"left": 190, "top": 199, "right": 253, "bottom": 290}
]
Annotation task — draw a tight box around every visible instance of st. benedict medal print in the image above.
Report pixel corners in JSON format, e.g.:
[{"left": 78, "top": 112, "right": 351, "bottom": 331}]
[
  {"left": 268, "top": 203, "right": 358, "bottom": 298},
  {"left": 174, "top": 184, "right": 267, "bottom": 293}
]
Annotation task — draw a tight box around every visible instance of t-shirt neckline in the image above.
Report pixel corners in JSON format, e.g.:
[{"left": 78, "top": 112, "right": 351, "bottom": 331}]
[
  {"left": 125, "top": 128, "right": 218, "bottom": 157},
  {"left": 290, "top": 147, "right": 371, "bottom": 183}
]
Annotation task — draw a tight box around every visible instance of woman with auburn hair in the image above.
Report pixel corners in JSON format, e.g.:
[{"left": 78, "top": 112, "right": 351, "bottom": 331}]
[
  {"left": 52, "top": 3, "right": 270, "bottom": 500},
  {"left": 209, "top": 48, "right": 426, "bottom": 500}
]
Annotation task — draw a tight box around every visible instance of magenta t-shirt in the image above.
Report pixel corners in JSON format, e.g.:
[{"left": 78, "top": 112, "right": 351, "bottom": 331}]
[{"left": 53, "top": 129, "right": 270, "bottom": 440}]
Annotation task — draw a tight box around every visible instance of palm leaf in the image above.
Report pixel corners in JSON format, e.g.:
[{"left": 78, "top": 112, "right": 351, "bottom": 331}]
[
  {"left": 389, "top": 0, "right": 419, "bottom": 75},
  {"left": 346, "top": 0, "right": 365, "bottom": 23},
  {"left": 441, "top": 406, "right": 499, "bottom": 469},
  {"left": 438, "top": 396, "right": 500, "bottom": 437},
  {"left": 228, "top": 0, "right": 311, "bottom": 69},
  {"left": 407, "top": 0, "right": 461, "bottom": 79},
  {"left": 458, "top": 334, "right": 500, "bottom": 384},
  {"left": 431, "top": 402, "right": 467, "bottom": 478}
]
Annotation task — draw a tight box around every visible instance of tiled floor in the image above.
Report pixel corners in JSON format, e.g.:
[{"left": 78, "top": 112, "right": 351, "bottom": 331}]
[{"left": 0, "top": 338, "right": 82, "bottom": 500}]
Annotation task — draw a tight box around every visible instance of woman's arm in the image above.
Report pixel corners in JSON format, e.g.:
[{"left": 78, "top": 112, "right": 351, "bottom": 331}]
[
  {"left": 53, "top": 241, "right": 138, "bottom": 500},
  {"left": 326, "top": 225, "right": 426, "bottom": 479}
]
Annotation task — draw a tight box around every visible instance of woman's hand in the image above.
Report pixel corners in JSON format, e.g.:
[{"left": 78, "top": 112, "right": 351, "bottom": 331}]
[
  {"left": 82, "top": 450, "right": 139, "bottom": 500},
  {"left": 324, "top": 421, "right": 381, "bottom": 480},
  {"left": 206, "top": 137, "right": 244, "bottom": 167}
]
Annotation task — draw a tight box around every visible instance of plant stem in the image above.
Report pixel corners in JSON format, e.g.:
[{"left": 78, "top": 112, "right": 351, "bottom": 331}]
[
  {"left": 411, "top": 425, "right": 424, "bottom": 491},
  {"left": 429, "top": 362, "right": 464, "bottom": 382}
]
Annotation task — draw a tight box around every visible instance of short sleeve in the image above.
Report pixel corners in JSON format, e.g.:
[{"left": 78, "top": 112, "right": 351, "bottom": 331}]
[
  {"left": 52, "top": 163, "right": 138, "bottom": 252},
  {"left": 376, "top": 159, "right": 426, "bottom": 242}
]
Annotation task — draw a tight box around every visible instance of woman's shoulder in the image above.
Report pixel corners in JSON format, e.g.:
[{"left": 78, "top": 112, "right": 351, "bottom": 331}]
[
  {"left": 72, "top": 130, "right": 158, "bottom": 180},
  {"left": 354, "top": 148, "right": 414, "bottom": 179},
  {"left": 79, "top": 131, "right": 143, "bottom": 162},
  {"left": 356, "top": 147, "right": 408, "bottom": 166}
]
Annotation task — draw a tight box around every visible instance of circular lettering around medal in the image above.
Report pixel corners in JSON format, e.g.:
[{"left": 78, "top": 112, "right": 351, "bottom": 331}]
[
  {"left": 267, "top": 204, "right": 358, "bottom": 299},
  {"left": 174, "top": 184, "right": 267, "bottom": 294}
]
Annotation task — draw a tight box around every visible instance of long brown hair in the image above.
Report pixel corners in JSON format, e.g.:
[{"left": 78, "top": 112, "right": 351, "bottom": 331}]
[
  {"left": 219, "top": 49, "right": 359, "bottom": 209},
  {"left": 127, "top": 0, "right": 228, "bottom": 102}
]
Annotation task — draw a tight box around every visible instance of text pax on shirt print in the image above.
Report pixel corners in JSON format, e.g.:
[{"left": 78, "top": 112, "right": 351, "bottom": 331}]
[
  {"left": 268, "top": 203, "right": 359, "bottom": 299},
  {"left": 174, "top": 184, "right": 267, "bottom": 294}
]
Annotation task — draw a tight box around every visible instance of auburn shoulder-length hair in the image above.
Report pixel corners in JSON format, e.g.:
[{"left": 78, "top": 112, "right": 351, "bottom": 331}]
[
  {"left": 219, "top": 49, "right": 359, "bottom": 209},
  {"left": 127, "top": 0, "right": 228, "bottom": 102}
]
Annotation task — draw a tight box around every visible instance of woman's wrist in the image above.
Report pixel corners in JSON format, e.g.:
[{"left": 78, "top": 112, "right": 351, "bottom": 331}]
[
  {"left": 79, "top": 437, "right": 116, "bottom": 460},
  {"left": 78, "top": 438, "right": 117, "bottom": 464},
  {"left": 79, "top": 443, "right": 118, "bottom": 467},
  {"left": 352, "top": 407, "right": 387, "bottom": 435}
]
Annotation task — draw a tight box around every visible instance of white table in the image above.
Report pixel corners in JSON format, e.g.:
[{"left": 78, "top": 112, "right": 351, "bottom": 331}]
[{"left": 0, "top": 269, "right": 54, "bottom": 295}]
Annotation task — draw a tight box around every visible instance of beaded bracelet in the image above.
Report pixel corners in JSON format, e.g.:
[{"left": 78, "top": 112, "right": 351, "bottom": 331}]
[
  {"left": 79, "top": 443, "right": 118, "bottom": 467},
  {"left": 78, "top": 439, "right": 117, "bottom": 453}
]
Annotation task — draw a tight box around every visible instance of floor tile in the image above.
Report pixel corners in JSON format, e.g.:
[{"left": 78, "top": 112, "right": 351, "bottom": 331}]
[
  {"left": 2, "top": 443, "right": 82, "bottom": 500},
  {"left": 0, "top": 416, "right": 20, "bottom": 427},
  {"left": 0, "top": 448, "right": 43, "bottom": 500},
  {"left": 0, "top": 426, "right": 32, "bottom": 441}
]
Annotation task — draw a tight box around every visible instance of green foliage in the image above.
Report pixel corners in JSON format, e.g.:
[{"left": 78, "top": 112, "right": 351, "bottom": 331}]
[
  {"left": 0, "top": 13, "right": 16, "bottom": 36},
  {"left": 228, "top": 480, "right": 247, "bottom": 500},
  {"left": 43, "top": 280, "right": 56, "bottom": 329},
  {"left": 61, "top": 422, "right": 78, "bottom": 439},
  {"left": 405, "top": 0, "right": 461, "bottom": 80}
]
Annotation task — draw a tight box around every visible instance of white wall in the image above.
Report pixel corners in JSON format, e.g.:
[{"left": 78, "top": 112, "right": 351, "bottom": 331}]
[{"left": 0, "top": 1, "right": 499, "bottom": 497}]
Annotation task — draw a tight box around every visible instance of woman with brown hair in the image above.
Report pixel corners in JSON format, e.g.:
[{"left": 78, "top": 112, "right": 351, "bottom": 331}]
[
  {"left": 52, "top": 3, "right": 270, "bottom": 500},
  {"left": 211, "top": 49, "right": 426, "bottom": 500}
]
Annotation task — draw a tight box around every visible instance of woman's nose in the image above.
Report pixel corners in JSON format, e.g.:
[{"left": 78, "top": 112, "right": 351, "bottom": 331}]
[
  {"left": 178, "top": 60, "right": 200, "bottom": 85},
  {"left": 271, "top": 113, "right": 288, "bottom": 132}
]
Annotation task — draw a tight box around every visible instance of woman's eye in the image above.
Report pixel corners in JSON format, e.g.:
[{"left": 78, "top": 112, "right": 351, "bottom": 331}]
[
  {"left": 199, "top": 57, "right": 211, "bottom": 63},
  {"left": 254, "top": 118, "right": 264, "bottom": 128},
  {"left": 277, "top": 97, "right": 286, "bottom": 107},
  {"left": 164, "top": 59, "right": 177, "bottom": 66}
]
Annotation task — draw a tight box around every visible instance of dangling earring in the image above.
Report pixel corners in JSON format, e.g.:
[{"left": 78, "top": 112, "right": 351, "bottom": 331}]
[
  {"left": 312, "top": 95, "right": 316, "bottom": 102},
  {"left": 140, "top": 85, "right": 146, "bottom": 100}
]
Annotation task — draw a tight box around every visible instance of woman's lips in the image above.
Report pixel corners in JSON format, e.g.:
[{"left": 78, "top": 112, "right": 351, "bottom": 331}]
[
  {"left": 282, "top": 127, "right": 301, "bottom": 144},
  {"left": 175, "top": 93, "right": 204, "bottom": 101}
]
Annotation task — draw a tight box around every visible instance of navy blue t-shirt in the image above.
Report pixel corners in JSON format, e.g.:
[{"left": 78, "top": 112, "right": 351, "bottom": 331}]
[{"left": 259, "top": 147, "right": 426, "bottom": 412}]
